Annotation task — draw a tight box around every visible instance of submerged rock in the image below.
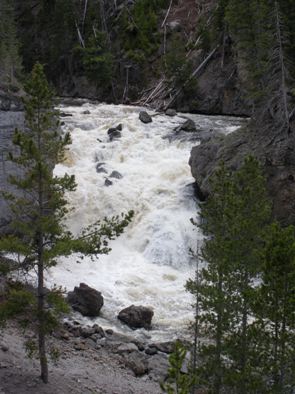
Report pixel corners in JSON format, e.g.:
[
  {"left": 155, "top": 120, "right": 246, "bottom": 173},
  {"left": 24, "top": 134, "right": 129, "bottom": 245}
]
[
  {"left": 67, "top": 283, "right": 104, "bottom": 317},
  {"left": 110, "top": 170, "right": 123, "bottom": 179},
  {"left": 139, "top": 111, "right": 152, "bottom": 124},
  {"left": 105, "top": 178, "right": 113, "bottom": 187},
  {"left": 118, "top": 305, "right": 154, "bottom": 329}
]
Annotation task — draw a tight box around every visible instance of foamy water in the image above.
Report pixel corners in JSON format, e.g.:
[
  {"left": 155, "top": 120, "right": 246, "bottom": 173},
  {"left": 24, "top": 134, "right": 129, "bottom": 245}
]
[{"left": 47, "top": 102, "right": 243, "bottom": 341}]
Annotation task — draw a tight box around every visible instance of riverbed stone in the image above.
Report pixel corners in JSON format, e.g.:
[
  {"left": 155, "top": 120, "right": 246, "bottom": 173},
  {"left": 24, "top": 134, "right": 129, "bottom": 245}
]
[
  {"left": 122, "top": 351, "right": 148, "bottom": 377},
  {"left": 116, "top": 343, "right": 138, "bottom": 353},
  {"left": 165, "top": 108, "right": 177, "bottom": 117},
  {"left": 147, "top": 354, "right": 169, "bottom": 382},
  {"left": 118, "top": 305, "right": 154, "bottom": 329},
  {"left": 110, "top": 170, "right": 123, "bottom": 179},
  {"left": 139, "top": 111, "right": 152, "bottom": 124},
  {"left": 180, "top": 118, "right": 196, "bottom": 132},
  {"left": 67, "top": 283, "right": 104, "bottom": 317}
]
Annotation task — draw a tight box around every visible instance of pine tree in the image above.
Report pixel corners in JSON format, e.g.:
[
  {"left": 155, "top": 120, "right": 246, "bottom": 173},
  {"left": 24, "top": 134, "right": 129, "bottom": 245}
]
[
  {"left": 187, "top": 157, "right": 272, "bottom": 393},
  {"left": 256, "top": 222, "right": 295, "bottom": 393},
  {"left": 0, "top": 63, "right": 133, "bottom": 383},
  {"left": 0, "top": 0, "right": 22, "bottom": 84},
  {"left": 187, "top": 163, "right": 238, "bottom": 393}
]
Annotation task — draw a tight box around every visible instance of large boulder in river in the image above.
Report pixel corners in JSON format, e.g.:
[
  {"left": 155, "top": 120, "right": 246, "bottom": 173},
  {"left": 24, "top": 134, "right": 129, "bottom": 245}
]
[
  {"left": 139, "top": 111, "right": 152, "bottom": 124},
  {"left": 118, "top": 305, "right": 154, "bottom": 329},
  {"left": 107, "top": 127, "right": 121, "bottom": 141},
  {"left": 180, "top": 118, "right": 196, "bottom": 132},
  {"left": 67, "top": 283, "right": 104, "bottom": 317}
]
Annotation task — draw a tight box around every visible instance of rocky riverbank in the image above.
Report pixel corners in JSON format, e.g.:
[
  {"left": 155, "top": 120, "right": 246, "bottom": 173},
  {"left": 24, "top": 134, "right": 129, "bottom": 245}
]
[{"left": 0, "top": 320, "right": 166, "bottom": 394}]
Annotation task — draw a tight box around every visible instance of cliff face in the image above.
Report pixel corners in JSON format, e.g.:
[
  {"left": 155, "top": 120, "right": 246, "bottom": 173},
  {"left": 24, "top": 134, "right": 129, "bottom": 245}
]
[{"left": 189, "top": 120, "right": 295, "bottom": 225}]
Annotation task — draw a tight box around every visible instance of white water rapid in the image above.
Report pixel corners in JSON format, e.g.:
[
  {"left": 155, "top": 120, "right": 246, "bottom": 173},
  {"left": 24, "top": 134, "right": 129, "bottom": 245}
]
[{"left": 48, "top": 102, "right": 243, "bottom": 342}]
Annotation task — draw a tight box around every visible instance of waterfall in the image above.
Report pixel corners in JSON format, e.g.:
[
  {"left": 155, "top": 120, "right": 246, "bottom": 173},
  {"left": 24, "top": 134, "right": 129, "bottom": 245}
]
[{"left": 48, "top": 102, "right": 243, "bottom": 341}]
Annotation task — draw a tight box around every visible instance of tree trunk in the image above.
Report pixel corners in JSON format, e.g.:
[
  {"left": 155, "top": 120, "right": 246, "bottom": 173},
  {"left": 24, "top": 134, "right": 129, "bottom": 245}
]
[
  {"left": 213, "top": 272, "right": 223, "bottom": 394},
  {"left": 37, "top": 111, "right": 48, "bottom": 383},
  {"left": 37, "top": 245, "right": 48, "bottom": 383}
]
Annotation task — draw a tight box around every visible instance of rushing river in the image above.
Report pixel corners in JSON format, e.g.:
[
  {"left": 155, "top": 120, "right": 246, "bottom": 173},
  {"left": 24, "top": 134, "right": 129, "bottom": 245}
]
[{"left": 47, "top": 102, "right": 243, "bottom": 342}]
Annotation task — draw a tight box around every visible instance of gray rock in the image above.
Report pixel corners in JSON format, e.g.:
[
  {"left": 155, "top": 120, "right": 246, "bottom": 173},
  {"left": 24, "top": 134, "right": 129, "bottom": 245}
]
[
  {"left": 80, "top": 326, "right": 96, "bottom": 338},
  {"left": 110, "top": 170, "right": 123, "bottom": 179},
  {"left": 147, "top": 354, "right": 169, "bottom": 382},
  {"left": 1, "top": 345, "right": 9, "bottom": 352},
  {"left": 139, "top": 111, "right": 152, "bottom": 124},
  {"left": 189, "top": 120, "right": 295, "bottom": 225},
  {"left": 165, "top": 109, "right": 177, "bottom": 117},
  {"left": 122, "top": 351, "right": 148, "bottom": 376},
  {"left": 108, "top": 128, "right": 122, "bottom": 141},
  {"left": 96, "top": 164, "right": 107, "bottom": 174},
  {"left": 118, "top": 305, "right": 154, "bottom": 329},
  {"left": 116, "top": 343, "right": 138, "bottom": 353},
  {"left": 145, "top": 347, "right": 158, "bottom": 356},
  {"left": 180, "top": 118, "right": 196, "bottom": 132},
  {"left": 150, "top": 341, "right": 175, "bottom": 354},
  {"left": 105, "top": 328, "right": 114, "bottom": 336},
  {"left": 67, "top": 283, "right": 104, "bottom": 317},
  {"left": 105, "top": 178, "right": 113, "bottom": 187},
  {"left": 82, "top": 110, "right": 91, "bottom": 114},
  {"left": 92, "top": 324, "right": 105, "bottom": 338}
]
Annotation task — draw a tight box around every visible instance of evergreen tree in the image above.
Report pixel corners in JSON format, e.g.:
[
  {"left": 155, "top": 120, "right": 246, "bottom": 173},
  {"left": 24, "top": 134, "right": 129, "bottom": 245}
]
[
  {"left": 0, "top": 0, "right": 22, "bottom": 84},
  {"left": 160, "top": 341, "right": 196, "bottom": 394},
  {"left": 256, "top": 222, "right": 295, "bottom": 393},
  {"left": 187, "top": 157, "right": 272, "bottom": 393},
  {"left": 0, "top": 63, "right": 133, "bottom": 383}
]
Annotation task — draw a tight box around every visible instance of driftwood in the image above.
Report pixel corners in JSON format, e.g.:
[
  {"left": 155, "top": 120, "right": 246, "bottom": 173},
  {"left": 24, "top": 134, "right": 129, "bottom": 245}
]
[
  {"left": 161, "top": 0, "right": 173, "bottom": 28},
  {"left": 164, "top": 46, "right": 218, "bottom": 110},
  {"left": 75, "top": 21, "right": 85, "bottom": 47}
]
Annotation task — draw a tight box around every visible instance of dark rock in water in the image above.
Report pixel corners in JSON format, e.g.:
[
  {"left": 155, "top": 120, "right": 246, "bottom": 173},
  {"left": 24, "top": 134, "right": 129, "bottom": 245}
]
[
  {"left": 180, "top": 118, "right": 196, "bottom": 132},
  {"left": 82, "top": 110, "right": 90, "bottom": 115},
  {"left": 108, "top": 128, "right": 122, "bottom": 141},
  {"left": 122, "top": 351, "right": 148, "bottom": 376},
  {"left": 165, "top": 108, "right": 177, "bottom": 117},
  {"left": 116, "top": 123, "right": 123, "bottom": 131},
  {"left": 105, "top": 178, "right": 113, "bottom": 187},
  {"left": 118, "top": 305, "right": 154, "bottom": 329},
  {"left": 105, "top": 328, "right": 114, "bottom": 336},
  {"left": 110, "top": 170, "right": 123, "bottom": 179},
  {"left": 139, "top": 111, "right": 152, "bottom": 124},
  {"left": 67, "top": 283, "right": 104, "bottom": 317},
  {"left": 96, "top": 164, "right": 107, "bottom": 174},
  {"left": 59, "top": 112, "right": 73, "bottom": 117}
]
